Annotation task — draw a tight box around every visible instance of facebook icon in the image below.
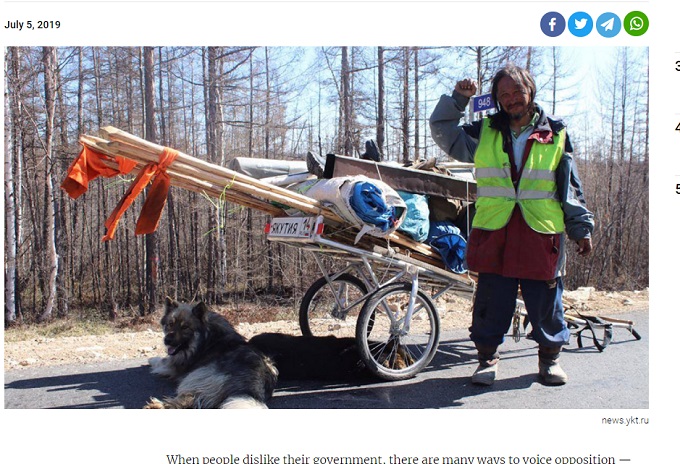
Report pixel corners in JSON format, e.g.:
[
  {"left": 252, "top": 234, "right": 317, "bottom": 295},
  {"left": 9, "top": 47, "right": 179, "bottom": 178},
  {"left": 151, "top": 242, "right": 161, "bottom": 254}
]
[{"left": 541, "top": 12, "right": 566, "bottom": 37}]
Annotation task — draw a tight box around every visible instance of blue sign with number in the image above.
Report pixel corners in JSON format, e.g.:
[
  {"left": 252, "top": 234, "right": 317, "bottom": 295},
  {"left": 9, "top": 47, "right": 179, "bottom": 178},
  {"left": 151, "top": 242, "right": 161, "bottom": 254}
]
[{"left": 472, "top": 93, "right": 495, "bottom": 112}]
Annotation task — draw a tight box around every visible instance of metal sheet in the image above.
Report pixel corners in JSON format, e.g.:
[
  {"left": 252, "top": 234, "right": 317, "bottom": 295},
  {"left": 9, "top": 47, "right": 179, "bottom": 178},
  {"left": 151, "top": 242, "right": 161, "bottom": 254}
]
[{"left": 325, "top": 154, "right": 476, "bottom": 200}]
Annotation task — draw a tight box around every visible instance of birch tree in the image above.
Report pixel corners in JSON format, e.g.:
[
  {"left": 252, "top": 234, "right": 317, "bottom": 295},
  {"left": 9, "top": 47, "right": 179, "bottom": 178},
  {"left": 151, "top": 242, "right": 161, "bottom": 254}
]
[{"left": 4, "top": 49, "right": 18, "bottom": 325}]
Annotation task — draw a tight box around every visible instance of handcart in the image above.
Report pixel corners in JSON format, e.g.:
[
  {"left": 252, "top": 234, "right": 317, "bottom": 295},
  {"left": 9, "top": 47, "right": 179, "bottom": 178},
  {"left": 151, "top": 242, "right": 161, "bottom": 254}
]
[{"left": 266, "top": 214, "right": 477, "bottom": 381}]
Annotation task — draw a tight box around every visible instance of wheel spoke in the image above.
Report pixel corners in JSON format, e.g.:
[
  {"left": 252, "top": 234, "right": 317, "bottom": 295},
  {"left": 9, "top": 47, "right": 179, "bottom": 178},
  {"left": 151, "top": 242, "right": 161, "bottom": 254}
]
[
  {"left": 356, "top": 282, "right": 439, "bottom": 380},
  {"left": 299, "top": 274, "right": 367, "bottom": 337}
]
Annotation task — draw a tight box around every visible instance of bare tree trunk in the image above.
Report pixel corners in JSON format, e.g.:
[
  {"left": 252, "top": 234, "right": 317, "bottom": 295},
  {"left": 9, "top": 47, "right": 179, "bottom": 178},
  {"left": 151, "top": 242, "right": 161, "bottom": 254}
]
[
  {"left": 377, "top": 47, "right": 385, "bottom": 155},
  {"left": 4, "top": 49, "right": 18, "bottom": 325},
  {"left": 525, "top": 46, "right": 533, "bottom": 72},
  {"left": 643, "top": 53, "right": 649, "bottom": 183},
  {"left": 70, "top": 47, "right": 84, "bottom": 305},
  {"left": 158, "top": 47, "right": 167, "bottom": 144},
  {"left": 413, "top": 47, "right": 420, "bottom": 160},
  {"left": 264, "top": 47, "right": 275, "bottom": 291},
  {"left": 614, "top": 50, "right": 629, "bottom": 278},
  {"left": 401, "top": 47, "right": 410, "bottom": 164},
  {"left": 246, "top": 53, "right": 255, "bottom": 290},
  {"left": 551, "top": 47, "right": 558, "bottom": 115},
  {"left": 39, "top": 47, "right": 59, "bottom": 322},
  {"left": 474, "top": 47, "right": 482, "bottom": 122},
  {"left": 204, "top": 46, "right": 219, "bottom": 303},
  {"left": 341, "top": 47, "right": 352, "bottom": 155},
  {"left": 12, "top": 49, "right": 24, "bottom": 321},
  {"left": 92, "top": 47, "right": 108, "bottom": 312},
  {"left": 143, "top": 46, "right": 158, "bottom": 315},
  {"left": 158, "top": 48, "right": 179, "bottom": 300},
  {"left": 264, "top": 47, "right": 271, "bottom": 160},
  {"left": 55, "top": 59, "right": 69, "bottom": 317},
  {"left": 340, "top": 47, "right": 352, "bottom": 156},
  {"left": 215, "top": 54, "right": 227, "bottom": 303}
]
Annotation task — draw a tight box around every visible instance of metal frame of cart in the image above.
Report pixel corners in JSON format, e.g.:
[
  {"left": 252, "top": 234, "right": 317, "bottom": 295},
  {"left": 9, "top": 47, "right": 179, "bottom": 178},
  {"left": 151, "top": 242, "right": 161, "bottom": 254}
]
[{"left": 267, "top": 214, "right": 476, "bottom": 380}]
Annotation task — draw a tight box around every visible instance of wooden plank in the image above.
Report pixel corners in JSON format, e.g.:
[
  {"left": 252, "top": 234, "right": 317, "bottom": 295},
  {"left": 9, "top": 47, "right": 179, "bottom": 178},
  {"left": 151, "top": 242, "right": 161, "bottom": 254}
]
[
  {"left": 98, "top": 126, "right": 338, "bottom": 217},
  {"left": 79, "top": 128, "right": 457, "bottom": 266}
]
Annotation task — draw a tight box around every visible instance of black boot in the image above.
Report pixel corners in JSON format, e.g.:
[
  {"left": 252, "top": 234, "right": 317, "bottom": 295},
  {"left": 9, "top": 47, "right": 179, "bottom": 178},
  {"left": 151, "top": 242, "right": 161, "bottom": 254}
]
[
  {"left": 360, "top": 140, "right": 382, "bottom": 162},
  {"left": 538, "top": 346, "right": 568, "bottom": 385}
]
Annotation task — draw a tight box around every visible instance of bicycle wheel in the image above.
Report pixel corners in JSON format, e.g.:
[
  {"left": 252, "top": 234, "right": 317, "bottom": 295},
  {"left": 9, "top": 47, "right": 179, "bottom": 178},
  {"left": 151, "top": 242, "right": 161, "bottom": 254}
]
[
  {"left": 356, "top": 282, "right": 440, "bottom": 380},
  {"left": 299, "top": 273, "right": 368, "bottom": 337}
]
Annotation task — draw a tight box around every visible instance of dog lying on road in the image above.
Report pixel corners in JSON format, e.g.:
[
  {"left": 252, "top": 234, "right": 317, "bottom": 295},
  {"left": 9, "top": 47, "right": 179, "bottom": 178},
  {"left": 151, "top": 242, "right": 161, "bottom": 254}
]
[
  {"left": 147, "top": 300, "right": 415, "bottom": 408},
  {"left": 146, "top": 298, "right": 277, "bottom": 409}
]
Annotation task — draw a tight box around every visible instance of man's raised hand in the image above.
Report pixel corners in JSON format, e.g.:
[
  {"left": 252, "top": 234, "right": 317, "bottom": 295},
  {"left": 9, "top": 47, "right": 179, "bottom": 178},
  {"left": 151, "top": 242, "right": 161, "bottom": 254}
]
[{"left": 455, "top": 78, "right": 478, "bottom": 98}]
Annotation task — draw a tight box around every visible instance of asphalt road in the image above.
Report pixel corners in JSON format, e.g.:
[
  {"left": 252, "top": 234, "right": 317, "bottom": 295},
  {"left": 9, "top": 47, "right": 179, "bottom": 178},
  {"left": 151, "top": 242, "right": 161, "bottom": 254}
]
[{"left": 4, "top": 311, "right": 648, "bottom": 409}]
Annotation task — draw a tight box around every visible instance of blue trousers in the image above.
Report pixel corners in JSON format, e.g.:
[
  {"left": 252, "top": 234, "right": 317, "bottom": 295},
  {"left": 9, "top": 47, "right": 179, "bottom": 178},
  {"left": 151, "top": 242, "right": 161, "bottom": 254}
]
[{"left": 469, "top": 273, "right": 570, "bottom": 350}]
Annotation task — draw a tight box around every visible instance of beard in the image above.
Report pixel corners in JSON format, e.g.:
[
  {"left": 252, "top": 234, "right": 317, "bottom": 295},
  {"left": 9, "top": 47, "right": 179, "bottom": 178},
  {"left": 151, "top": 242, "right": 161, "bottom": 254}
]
[{"left": 505, "top": 103, "right": 533, "bottom": 121}]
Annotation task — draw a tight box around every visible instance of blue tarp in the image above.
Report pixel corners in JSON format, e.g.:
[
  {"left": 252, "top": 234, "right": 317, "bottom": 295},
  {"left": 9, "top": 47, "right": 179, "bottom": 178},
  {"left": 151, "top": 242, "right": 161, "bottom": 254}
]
[
  {"left": 349, "top": 181, "right": 400, "bottom": 232},
  {"left": 397, "top": 191, "right": 430, "bottom": 242},
  {"left": 426, "top": 221, "right": 468, "bottom": 274}
]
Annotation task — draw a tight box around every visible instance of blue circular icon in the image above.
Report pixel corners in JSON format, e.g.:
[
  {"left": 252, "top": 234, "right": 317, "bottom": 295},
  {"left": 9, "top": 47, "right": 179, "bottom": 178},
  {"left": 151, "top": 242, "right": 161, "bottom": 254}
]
[
  {"left": 596, "top": 12, "right": 621, "bottom": 38},
  {"left": 540, "top": 12, "right": 566, "bottom": 37},
  {"left": 568, "top": 12, "right": 593, "bottom": 37}
]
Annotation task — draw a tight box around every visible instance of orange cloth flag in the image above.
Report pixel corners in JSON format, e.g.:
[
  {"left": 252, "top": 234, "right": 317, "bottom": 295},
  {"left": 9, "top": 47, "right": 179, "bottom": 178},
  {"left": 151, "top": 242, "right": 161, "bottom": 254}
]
[
  {"left": 102, "top": 147, "right": 179, "bottom": 241},
  {"left": 61, "top": 144, "right": 137, "bottom": 199}
]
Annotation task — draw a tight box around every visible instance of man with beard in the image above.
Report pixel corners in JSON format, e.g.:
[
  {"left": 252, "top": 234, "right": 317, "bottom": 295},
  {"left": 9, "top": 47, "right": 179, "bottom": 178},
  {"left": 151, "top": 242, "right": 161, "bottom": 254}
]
[{"left": 429, "top": 64, "right": 594, "bottom": 386}]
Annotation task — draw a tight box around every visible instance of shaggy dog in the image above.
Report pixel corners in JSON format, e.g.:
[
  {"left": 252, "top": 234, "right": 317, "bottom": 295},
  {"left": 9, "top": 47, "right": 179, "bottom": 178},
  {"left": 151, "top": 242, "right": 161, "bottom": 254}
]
[
  {"left": 249, "top": 332, "right": 413, "bottom": 382},
  {"left": 146, "top": 299, "right": 277, "bottom": 409}
]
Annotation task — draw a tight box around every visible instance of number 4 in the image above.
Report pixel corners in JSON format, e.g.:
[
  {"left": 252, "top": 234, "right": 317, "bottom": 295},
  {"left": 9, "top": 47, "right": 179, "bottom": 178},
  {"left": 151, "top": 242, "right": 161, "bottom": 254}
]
[{"left": 676, "top": 122, "right": 680, "bottom": 131}]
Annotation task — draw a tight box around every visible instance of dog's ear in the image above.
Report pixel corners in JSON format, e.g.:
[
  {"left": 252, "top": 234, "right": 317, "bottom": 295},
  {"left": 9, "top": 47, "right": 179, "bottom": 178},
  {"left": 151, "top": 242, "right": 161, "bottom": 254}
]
[
  {"left": 192, "top": 301, "right": 208, "bottom": 321},
  {"left": 165, "top": 297, "right": 179, "bottom": 315}
]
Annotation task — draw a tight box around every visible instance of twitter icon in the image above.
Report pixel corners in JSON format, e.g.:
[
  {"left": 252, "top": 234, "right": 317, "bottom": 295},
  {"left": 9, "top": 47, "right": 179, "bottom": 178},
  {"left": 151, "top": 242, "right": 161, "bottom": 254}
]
[{"left": 568, "top": 12, "right": 593, "bottom": 37}]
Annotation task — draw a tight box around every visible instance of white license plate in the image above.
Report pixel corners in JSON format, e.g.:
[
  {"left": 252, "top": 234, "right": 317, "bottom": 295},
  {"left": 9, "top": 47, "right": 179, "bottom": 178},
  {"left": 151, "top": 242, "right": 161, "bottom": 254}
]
[{"left": 266, "top": 216, "right": 322, "bottom": 239}]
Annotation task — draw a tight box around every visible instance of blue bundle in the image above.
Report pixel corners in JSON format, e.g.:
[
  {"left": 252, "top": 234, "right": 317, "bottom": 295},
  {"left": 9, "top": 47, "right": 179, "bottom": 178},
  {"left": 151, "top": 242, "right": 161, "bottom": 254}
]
[
  {"left": 349, "top": 181, "right": 400, "bottom": 232},
  {"left": 397, "top": 191, "right": 430, "bottom": 242},
  {"left": 426, "top": 221, "right": 468, "bottom": 274}
]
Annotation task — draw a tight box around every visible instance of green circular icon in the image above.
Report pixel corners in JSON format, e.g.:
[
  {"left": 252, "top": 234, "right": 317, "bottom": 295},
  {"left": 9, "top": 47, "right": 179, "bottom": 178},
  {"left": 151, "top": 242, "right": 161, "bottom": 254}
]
[{"left": 624, "top": 11, "right": 648, "bottom": 36}]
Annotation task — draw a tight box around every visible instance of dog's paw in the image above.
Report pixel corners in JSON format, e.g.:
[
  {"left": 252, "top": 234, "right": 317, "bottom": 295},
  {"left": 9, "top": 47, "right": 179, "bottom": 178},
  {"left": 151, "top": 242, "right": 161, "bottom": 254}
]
[
  {"left": 148, "top": 357, "right": 174, "bottom": 377},
  {"left": 143, "top": 397, "right": 166, "bottom": 409}
]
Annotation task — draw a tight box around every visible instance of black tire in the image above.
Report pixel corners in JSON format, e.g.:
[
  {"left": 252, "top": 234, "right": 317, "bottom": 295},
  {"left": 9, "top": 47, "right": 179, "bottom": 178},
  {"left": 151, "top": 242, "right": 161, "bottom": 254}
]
[
  {"left": 299, "top": 273, "right": 368, "bottom": 337},
  {"left": 355, "top": 282, "right": 440, "bottom": 381}
]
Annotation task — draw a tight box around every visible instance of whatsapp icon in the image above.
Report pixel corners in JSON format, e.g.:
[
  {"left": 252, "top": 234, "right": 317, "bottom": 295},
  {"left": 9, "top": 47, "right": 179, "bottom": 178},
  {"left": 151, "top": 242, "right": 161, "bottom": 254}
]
[{"left": 624, "top": 11, "right": 649, "bottom": 36}]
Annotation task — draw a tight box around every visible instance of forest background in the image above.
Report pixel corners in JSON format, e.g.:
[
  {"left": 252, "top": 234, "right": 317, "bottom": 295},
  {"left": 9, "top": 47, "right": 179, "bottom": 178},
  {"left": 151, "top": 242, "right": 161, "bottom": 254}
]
[{"left": 3, "top": 45, "right": 649, "bottom": 325}]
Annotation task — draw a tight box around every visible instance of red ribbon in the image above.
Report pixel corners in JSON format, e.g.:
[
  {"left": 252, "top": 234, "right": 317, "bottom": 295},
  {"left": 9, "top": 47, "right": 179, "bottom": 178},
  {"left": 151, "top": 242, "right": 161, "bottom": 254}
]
[
  {"left": 102, "top": 147, "right": 178, "bottom": 241},
  {"left": 61, "top": 144, "right": 137, "bottom": 199}
]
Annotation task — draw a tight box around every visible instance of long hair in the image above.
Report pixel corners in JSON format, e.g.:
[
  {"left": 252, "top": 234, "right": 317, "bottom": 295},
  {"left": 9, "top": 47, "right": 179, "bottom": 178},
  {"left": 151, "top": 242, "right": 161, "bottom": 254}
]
[{"left": 490, "top": 64, "right": 537, "bottom": 114}]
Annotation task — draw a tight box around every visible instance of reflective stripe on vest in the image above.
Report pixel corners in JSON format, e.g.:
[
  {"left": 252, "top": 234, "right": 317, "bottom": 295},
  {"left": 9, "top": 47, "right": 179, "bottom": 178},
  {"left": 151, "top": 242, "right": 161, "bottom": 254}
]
[{"left": 472, "top": 118, "right": 565, "bottom": 233}]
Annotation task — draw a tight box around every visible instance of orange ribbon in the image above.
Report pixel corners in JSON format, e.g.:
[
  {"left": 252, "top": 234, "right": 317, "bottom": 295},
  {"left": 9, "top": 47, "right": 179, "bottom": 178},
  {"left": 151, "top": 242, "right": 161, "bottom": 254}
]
[
  {"left": 61, "top": 144, "right": 137, "bottom": 199},
  {"left": 102, "top": 147, "right": 179, "bottom": 241}
]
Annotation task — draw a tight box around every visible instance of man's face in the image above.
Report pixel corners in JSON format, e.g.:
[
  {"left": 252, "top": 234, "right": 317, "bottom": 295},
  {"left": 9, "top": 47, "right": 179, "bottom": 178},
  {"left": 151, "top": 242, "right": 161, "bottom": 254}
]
[{"left": 497, "top": 76, "right": 532, "bottom": 121}]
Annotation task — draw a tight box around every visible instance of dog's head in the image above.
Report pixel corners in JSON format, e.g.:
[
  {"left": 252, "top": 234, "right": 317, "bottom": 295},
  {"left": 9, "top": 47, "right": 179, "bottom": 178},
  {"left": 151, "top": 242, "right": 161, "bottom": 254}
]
[{"left": 160, "top": 298, "right": 208, "bottom": 358}]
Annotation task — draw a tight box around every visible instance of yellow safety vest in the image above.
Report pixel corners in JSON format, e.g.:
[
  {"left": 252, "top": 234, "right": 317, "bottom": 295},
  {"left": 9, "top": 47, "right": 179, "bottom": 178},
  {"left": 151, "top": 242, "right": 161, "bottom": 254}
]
[{"left": 472, "top": 118, "right": 565, "bottom": 233}]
